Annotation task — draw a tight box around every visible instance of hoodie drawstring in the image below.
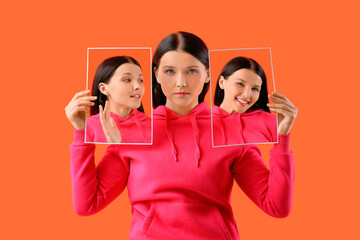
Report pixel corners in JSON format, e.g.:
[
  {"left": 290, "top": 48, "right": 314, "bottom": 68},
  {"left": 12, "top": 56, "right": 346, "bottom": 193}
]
[
  {"left": 236, "top": 114, "right": 245, "bottom": 143},
  {"left": 218, "top": 109, "right": 228, "bottom": 145},
  {"left": 164, "top": 108, "right": 201, "bottom": 167},
  {"left": 133, "top": 116, "right": 147, "bottom": 142},
  {"left": 165, "top": 108, "right": 178, "bottom": 162},
  {"left": 190, "top": 112, "right": 200, "bottom": 167}
]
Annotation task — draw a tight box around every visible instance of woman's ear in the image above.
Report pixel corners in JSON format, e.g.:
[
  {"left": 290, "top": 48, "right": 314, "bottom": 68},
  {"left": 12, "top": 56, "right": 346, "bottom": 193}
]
[
  {"left": 205, "top": 69, "right": 210, "bottom": 83},
  {"left": 154, "top": 67, "right": 160, "bottom": 84},
  {"left": 98, "top": 83, "right": 109, "bottom": 95},
  {"left": 218, "top": 76, "right": 225, "bottom": 89}
]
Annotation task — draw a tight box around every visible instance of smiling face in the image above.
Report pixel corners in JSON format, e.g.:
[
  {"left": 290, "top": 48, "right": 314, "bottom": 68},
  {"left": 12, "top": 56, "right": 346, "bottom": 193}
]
[
  {"left": 99, "top": 63, "right": 144, "bottom": 117},
  {"left": 155, "top": 50, "right": 209, "bottom": 115},
  {"left": 219, "top": 68, "right": 262, "bottom": 114}
]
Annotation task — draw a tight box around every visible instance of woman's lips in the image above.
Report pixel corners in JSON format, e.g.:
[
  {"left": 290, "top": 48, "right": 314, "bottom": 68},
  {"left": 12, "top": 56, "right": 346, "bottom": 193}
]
[
  {"left": 175, "top": 92, "right": 189, "bottom": 97},
  {"left": 130, "top": 94, "right": 141, "bottom": 99},
  {"left": 236, "top": 98, "right": 249, "bottom": 106}
]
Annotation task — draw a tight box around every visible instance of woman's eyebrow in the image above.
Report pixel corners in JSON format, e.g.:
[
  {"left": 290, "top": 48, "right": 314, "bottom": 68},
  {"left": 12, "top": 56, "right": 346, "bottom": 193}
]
[
  {"left": 161, "top": 65, "right": 200, "bottom": 68},
  {"left": 120, "top": 73, "right": 143, "bottom": 78},
  {"left": 121, "top": 73, "right": 132, "bottom": 76},
  {"left": 237, "top": 78, "right": 247, "bottom": 82},
  {"left": 236, "top": 79, "right": 261, "bottom": 87}
]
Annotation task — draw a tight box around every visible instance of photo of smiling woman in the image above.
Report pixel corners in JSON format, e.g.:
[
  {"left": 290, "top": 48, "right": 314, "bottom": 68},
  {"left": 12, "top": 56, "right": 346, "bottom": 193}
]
[
  {"left": 65, "top": 56, "right": 151, "bottom": 144},
  {"left": 68, "top": 32, "right": 296, "bottom": 240},
  {"left": 212, "top": 56, "right": 297, "bottom": 146},
  {"left": 212, "top": 56, "right": 278, "bottom": 146}
]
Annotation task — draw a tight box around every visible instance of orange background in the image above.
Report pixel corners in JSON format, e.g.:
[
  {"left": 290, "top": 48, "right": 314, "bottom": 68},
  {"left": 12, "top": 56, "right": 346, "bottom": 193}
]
[{"left": 1, "top": 0, "right": 359, "bottom": 239}]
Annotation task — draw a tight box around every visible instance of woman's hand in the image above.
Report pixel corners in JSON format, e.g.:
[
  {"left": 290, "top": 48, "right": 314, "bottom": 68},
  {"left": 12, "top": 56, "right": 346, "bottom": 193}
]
[
  {"left": 99, "top": 101, "right": 122, "bottom": 143},
  {"left": 65, "top": 90, "right": 97, "bottom": 130},
  {"left": 267, "top": 92, "right": 298, "bottom": 135}
]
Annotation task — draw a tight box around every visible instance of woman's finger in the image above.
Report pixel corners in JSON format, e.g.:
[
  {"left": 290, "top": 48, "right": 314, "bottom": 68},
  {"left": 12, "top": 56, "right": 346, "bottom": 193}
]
[
  {"left": 269, "top": 102, "right": 298, "bottom": 115},
  {"left": 271, "top": 92, "right": 289, "bottom": 101},
  {"left": 104, "top": 101, "right": 110, "bottom": 122},
  {"left": 67, "top": 106, "right": 87, "bottom": 120},
  {"left": 269, "top": 108, "right": 293, "bottom": 119},
  {"left": 100, "top": 105, "right": 112, "bottom": 137},
  {"left": 76, "top": 95, "right": 97, "bottom": 102},
  {"left": 267, "top": 103, "right": 296, "bottom": 112},
  {"left": 74, "top": 98, "right": 96, "bottom": 107},
  {"left": 71, "top": 90, "right": 91, "bottom": 102},
  {"left": 269, "top": 92, "right": 294, "bottom": 104},
  {"left": 99, "top": 105, "right": 105, "bottom": 126},
  {"left": 110, "top": 118, "right": 117, "bottom": 129},
  {"left": 269, "top": 106, "right": 297, "bottom": 119},
  {"left": 67, "top": 96, "right": 96, "bottom": 114},
  {"left": 268, "top": 94, "right": 294, "bottom": 108},
  {"left": 66, "top": 100, "right": 91, "bottom": 114}
]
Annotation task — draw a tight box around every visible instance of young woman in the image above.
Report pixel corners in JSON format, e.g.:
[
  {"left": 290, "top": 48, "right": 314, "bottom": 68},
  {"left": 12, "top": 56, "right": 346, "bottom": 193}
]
[
  {"left": 212, "top": 57, "right": 292, "bottom": 145},
  {"left": 65, "top": 56, "right": 151, "bottom": 143},
  {"left": 68, "top": 32, "right": 297, "bottom": 240}
]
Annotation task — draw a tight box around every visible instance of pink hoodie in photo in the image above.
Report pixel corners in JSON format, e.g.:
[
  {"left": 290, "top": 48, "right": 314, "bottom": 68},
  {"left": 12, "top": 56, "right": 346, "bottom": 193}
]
[
  {"left": 212, "top": 105, "right": 278, "bottom": 146},
  {"left": 85, "top": 109, "right": 151, "bottom": 143}
]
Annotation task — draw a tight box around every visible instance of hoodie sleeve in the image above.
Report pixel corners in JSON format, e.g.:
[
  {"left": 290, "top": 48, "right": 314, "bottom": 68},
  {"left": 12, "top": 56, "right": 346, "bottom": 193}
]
[
  {"left": 70, "top": 129, "right": 129, "bottom": 216},
  {"left": 231, "top": 134, "right": 295, "bottom": 218}
]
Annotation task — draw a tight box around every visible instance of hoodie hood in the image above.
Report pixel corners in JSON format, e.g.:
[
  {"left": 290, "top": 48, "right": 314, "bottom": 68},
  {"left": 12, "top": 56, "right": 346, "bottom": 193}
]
[
  {"left": 153, "top": 102, "right": 211, "bottom": 120},
  {"left": 153, "top": 102, "right": 210, "bottom": 167},
  {"left": 110, "top": 109, "right": 149, "bottom": 123},
  {"left": 91, "top": 108, "right": 148, "bottom": 123},
  {"left": 111, "top": 109, "right": 148, "bottom": 142},
  {"left": 211, "top": 106, "right": 237, "bottom": 145}
]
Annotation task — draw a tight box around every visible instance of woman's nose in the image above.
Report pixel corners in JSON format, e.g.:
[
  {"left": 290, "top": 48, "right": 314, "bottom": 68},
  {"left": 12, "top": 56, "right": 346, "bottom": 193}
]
[
  {"left": 176, "top": 73, "right": 187, "bottom": 88},
  {"left": 133, "top": 81, "right": 140, "bottom": 90},
  {"left": 242, "top": 88, "right": 251, "bottom": 99}
]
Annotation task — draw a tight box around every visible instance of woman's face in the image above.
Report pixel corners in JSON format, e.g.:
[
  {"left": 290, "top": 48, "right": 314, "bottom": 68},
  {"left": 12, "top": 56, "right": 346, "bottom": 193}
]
[
  {"left": 155, "top": 50, "right": 209, "bottom": 115},
  {"left": 219, "top": 68, "right": 262, "bottom": 114},
  {"left": 99, "top": 63, "right": 144, "bottom": 114}
]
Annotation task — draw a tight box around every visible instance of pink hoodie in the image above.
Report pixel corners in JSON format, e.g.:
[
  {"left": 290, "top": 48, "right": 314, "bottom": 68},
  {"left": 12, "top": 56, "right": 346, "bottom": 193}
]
[
  {"left": 85, "top": 109, "right": 151, "bottom": 143},
  {"left": 70, "top": 102, "right": 294, "bottom": 240},
  {"left": 212, "top": 105, "right": 278, "bottom": 146}
]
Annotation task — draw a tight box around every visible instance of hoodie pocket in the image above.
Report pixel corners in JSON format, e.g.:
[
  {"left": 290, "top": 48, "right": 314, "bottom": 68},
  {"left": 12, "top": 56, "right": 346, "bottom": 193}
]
[{"left": 140, "top": 202, "right": 233, "bottom": 240}]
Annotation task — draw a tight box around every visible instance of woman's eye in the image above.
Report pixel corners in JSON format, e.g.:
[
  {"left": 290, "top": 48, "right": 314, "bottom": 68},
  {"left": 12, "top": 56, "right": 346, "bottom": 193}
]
[
  {"left": 188, "top": 69, "right": 197, "bottom": 74},
  {"left": 138, "top": 79, "right": 143, "bottom": 83},
  {"left": 237, "top": 82, "right": 245, "bottom": 87},
  {"left": 252, "top": 88, "right": 260, "bottom": 92},
  {"left": 165, "top": 69, "right": 175, "bottom": 74},
  {"left": 123, "top": 78, "right": 131, "bottom": 83}
]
